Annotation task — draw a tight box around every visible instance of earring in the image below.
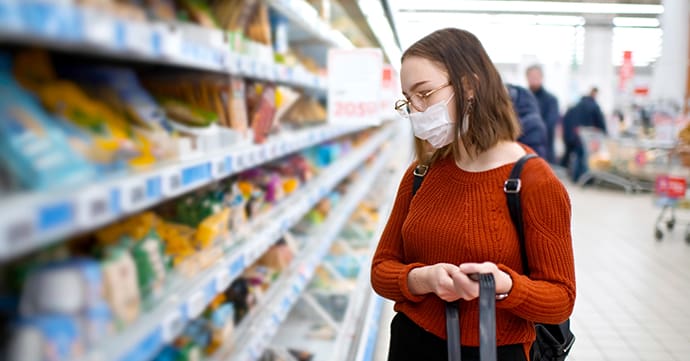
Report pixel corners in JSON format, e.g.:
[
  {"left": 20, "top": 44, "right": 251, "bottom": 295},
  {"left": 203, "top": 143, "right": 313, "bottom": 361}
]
[{"left": 461, "top": 98, "right": 474, "bottom": 135}]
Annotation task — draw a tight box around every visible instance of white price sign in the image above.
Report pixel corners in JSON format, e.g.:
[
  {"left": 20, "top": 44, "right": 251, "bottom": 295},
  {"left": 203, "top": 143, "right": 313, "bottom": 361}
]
[{"left": 328, "top": 49, "right": 383, "bottom": 125}]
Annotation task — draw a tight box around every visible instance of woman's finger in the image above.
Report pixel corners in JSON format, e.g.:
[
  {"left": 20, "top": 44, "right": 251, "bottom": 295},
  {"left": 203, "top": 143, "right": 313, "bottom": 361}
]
[{"left": 459, "top": 262, "right": 497, "bottom": 275}]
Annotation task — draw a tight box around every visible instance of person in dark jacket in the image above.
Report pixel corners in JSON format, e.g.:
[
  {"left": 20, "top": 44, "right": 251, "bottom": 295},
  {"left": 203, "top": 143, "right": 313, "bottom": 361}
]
[
  {"left": 560, "top": 87, "right": 607, "bottom": 182},
  {"left": 507, "top": 83, "right": 547, "bottom": 158},
  {"left": 526, "top": 65, "right": 560, "bottom": 164}
]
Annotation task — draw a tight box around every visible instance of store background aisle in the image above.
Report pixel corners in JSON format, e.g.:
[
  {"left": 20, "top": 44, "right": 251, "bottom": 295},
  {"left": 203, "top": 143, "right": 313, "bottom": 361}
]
[{"left": 373, "top": 184, "right": 690, "bottom": 361}]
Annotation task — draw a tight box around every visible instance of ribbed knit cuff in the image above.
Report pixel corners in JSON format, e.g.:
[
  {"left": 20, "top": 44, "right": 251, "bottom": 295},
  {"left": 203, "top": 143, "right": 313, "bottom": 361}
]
[
  {"left": 398, "top": 262, "right": 428, "bottom": 303},
  {"left": 496, "top": 264, "right": 529, "bottom": 310}
]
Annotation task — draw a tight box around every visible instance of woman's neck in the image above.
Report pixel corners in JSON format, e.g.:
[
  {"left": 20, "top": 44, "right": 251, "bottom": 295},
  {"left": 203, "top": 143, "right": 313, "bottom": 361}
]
[{"left": 455, "top": 141, "right": 526, "bottom": 172}]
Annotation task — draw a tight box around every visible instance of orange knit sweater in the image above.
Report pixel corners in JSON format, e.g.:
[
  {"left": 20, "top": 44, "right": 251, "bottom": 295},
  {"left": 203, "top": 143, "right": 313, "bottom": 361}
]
[{"left": 371, "top": 154, "right": 576, "bottom": 355}]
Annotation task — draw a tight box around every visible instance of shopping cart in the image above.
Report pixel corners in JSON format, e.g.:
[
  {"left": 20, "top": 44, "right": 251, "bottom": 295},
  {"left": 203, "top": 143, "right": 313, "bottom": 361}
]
[
  {"left": 608, "top": 137, "right": 677, "bottom": 191},
  {"left": 654, "top": 174, "right": 689, "bottom": 242},
  {"left": 576, "top": 127, "right": 641, "bottom": 193}
]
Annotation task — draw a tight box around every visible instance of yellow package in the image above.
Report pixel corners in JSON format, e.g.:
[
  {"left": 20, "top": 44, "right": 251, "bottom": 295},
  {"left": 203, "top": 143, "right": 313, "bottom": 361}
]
[{"left": 195, "top": 208, "right": 231, "bottom": 249}]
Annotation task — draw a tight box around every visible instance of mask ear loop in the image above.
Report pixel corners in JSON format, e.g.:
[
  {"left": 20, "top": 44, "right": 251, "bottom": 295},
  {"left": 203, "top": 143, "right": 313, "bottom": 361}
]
[{"left": 461, "top": 97, "right": 474, "bottom": 135}]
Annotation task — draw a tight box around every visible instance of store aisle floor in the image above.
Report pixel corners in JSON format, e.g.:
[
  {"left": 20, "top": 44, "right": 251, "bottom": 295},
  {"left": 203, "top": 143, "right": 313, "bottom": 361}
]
[{"left": 373, "top": 185, "right": 690, "bottom": 361}]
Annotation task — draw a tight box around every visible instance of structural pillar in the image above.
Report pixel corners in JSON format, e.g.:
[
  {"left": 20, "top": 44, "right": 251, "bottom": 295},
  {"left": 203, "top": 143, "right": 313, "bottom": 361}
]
[
  {"left": 580, "top": 17, "right": 615, "bottom": 115},
  {"left": 650, "top": 0, "right": 689, "bottom": 108}
]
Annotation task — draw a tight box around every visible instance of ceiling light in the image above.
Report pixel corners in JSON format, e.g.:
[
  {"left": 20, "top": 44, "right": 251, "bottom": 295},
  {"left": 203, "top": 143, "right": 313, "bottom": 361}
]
[
  {"left": 612, "top": 17, "right": 660, "bottom": 28},
  {"left": 396, "top": 0, "right": 664, "bottom": 15}
]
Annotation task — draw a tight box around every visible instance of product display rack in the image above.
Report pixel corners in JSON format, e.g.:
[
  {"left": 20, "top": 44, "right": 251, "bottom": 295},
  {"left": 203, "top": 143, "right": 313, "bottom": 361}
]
[
  {"left": 265, "top": 0, "right": 353, "bottom": 50},
  {"left": 264, "top": 140, "right": 402, "bottom": 361},
  {"left": 0, "top": 122, "right": 371, "bottom": 262},
  {"left": 73, "top": 124, "right": 394, "bottom": 361},
  {"left": 216, "top": 140, "right": 396, "bottom": 361},
  {"left": 0, "top": 1, "right": 399, "bottom": 360},
  {"left": 0, "top": 0, "right": 329, "bottom": 90}
]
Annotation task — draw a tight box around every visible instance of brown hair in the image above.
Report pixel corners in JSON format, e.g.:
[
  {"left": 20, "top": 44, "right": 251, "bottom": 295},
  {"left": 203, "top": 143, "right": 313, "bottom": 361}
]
[{"left": 402, "top": 28, "right": 521, "bottom": 164}]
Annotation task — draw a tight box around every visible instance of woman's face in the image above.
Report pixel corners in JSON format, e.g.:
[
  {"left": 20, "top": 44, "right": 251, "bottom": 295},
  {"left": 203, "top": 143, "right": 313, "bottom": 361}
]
[{"left": 400, "top": 56, "right": 457, "bottom": 123}]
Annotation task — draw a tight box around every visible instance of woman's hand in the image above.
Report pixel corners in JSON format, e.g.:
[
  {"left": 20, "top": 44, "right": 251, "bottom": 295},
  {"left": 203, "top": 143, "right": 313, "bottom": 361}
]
[
  {"left": 407, "top": 263, "right": 465, "bottom": 302},
  {"left": 456, "top": 262, "right": 513, "bottom": 300}
]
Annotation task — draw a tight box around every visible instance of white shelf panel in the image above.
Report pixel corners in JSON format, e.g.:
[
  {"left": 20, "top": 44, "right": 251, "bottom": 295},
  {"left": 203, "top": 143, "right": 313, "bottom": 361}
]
[
  {"left": 266, "top": 0, "right": 353, "bottom": 49},
  {"left": 0, "top": 123, "right": 373, "bottom": 261},
  {"left": 353, "top": 293, "right": 385, "bottom": 361},
  {"left": 218, "top": 138, "right": 395, "bottom": 361},
  {"left": 75, "top": 124, "right": 393, "bottom": 361},
  {"left": 0, "top": 0, "right": 327, "bottom": 89}
]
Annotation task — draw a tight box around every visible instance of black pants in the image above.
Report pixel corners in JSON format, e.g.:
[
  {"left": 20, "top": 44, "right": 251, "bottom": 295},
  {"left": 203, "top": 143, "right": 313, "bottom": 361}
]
[
  {"left": 560, "top": 141, "right": 587, "bottom": 182},
  {"left": 388, "top": 313, "right": 527, "bottom": 361}
]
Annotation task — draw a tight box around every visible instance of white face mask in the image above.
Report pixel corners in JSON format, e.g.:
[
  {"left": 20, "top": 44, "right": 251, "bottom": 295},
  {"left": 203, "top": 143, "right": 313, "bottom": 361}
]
[{"left": 409, "top": 94, "right": 456, "bottom": 149}]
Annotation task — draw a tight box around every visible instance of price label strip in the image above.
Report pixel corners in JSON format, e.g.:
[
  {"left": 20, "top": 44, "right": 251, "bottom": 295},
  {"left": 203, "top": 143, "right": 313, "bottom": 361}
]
[
  {"left": 120, "top": 179, "right": 148, "bottom": 212},
  {"left": 76, "top": 188, "right": 112, "bottom": 228},
  {"left": 161, "top": 168, "right": 183, "bottom": 196},
  {"left": 161, "top": 309, "right": 186, "bottom": 343}
]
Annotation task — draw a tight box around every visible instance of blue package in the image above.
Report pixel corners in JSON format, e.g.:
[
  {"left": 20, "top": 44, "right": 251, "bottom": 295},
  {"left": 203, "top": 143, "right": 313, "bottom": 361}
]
[
  {"left": 0, "top": 54, "right": 96, "bottom": 190},
  {"left": 10, "top": 314, "right": 83, "bottom": 361}
]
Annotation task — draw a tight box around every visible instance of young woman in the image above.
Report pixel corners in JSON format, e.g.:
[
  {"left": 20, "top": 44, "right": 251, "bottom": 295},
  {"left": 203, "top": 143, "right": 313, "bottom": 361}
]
[{"left": 371, "top": 28, "right": 576, "bottom": 361}]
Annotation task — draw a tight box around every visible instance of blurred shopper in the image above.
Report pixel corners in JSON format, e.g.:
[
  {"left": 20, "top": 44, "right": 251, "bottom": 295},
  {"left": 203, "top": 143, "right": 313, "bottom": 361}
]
[
  {"left": 507, "top": 83, "right": 548, "bottom": 158},
  {"left": 526, "top": 65, "right": 560, "bottom": 164},
  {"left": 373, "top": 28, "right": 575, "bottom": 361},
  {"left": 560, "top": 87, "right": 607, "bottom": 182}
]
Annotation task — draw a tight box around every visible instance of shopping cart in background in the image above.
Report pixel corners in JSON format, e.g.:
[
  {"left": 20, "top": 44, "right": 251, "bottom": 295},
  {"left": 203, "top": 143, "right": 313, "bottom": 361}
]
[
  {"left": 608, "top": 137, "right": 677, "bottom": 192},
  {"left": 654, "top": 174, "right": 689, "bottom": 242},
  {"left": 577, "top": 127, "right": 641, "bottom": 193}
]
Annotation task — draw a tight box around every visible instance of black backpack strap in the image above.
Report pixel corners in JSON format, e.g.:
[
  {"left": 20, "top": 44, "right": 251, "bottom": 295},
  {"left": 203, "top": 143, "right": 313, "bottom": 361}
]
[
  {"left": 478, "top": 274, "right": 497, "bottom": 361},
  {"left": 445, "top": 301, "right": 462, "bottom": 361},
  {"left": 412, "top": 164, "right": 428, "bottom": 196},
  {"left": 504, "top": 154, "right": 538, "bottom": 275}
]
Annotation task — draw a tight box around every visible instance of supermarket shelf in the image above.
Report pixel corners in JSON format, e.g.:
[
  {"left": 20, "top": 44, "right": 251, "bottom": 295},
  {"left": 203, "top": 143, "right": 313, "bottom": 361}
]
[
  {"left": 0, "top": 1, "right": 327, "bottom": 90},
  {"left": 266, "top": 0, "right": 353, "bottom": 49},
  {"left": 218, "top": 140, "right": 396, "bottom": 361},
  {"left": 268, "top": 160, "right": 399, "bottom": 361},
  {"left": 77, "top": 124, "right": 394, "bottom": 361},
  {"left": 0, "top": 122, "right": 374, "bottom": 262},
  {"left": 353, "top": 294, "right": 385, "bottom": 361},
  {"left": 332, "top": 177, "right": 397, "bottom": 361}
]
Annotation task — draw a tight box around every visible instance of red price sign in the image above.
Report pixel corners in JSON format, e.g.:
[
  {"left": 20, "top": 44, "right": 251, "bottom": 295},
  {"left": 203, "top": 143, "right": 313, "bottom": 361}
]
[
  {"left": 333, "top": 101, "right": 380, "bottom": 118},
  {"left": 655, "top": 175, "right": 686, "bottom": 199}
]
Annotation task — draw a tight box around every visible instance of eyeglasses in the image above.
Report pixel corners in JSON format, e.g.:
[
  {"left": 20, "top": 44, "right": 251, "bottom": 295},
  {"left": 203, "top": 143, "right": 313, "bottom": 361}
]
[{"left": 395, "top": 82, "right": 451, "bottom": 117}]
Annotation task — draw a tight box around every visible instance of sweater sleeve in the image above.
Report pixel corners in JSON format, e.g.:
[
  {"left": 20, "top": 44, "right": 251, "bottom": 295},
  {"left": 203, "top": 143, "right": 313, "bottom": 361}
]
[
  {"left": 496, "top": 161, "right": 576, "bottom": 324},
  {"left": 371, "top": 163, "right": 428, "bottom": 303}
]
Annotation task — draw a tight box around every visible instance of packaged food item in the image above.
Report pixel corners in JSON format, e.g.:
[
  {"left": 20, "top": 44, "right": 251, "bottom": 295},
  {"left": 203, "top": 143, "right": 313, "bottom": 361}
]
[
  {"left": 282, "top": 96, "right": 327, "bottom": 125},
  {"left": 8, "top": 314, "right": 84, "bottom": 361},
  {"left": 13, "top": 50, "right": 157, "bottom": 170},
  {"left": 14, "top": 258, "right": 114, "bottom": 356},
  {"left": 228, "top": 78, "right": 250, "bottom": 135},
  {"left": 203, "top": 295, "right": 235, "bottom": 354},
  {"left": 212, "top": 0, "right": 259, "bottom": 33},
  {"left": 246, "top": 83, "right": 277, "bottom": 143},
  {"left": 55, "top": 66, "right": 178, "bottom": 160},
  {"left": 101, "top": 247, "right": 142, "bottom": 327},
  {"left": 224, "top": 278, "right": 253, "bottom": 323},
  {"left": 177, "top": 0, "right": 219, "bottom": 27},
  {"left": 0, "top": 54, "right": 96, "bottom": 190},
  {"left": 257, "top": 239, "right": 294, "bottom": 272},
  {"left": 159, "top": 98, "right": 218, "bottom": 127},
  {"left": 145, "top": 0, "right": 178, "bottom": 21},
  {"left": 77, "top": 0, "right": 148, "bottom": 21},
  {"left": 245, "top": 3, "right": 272, "bottom": 45}
]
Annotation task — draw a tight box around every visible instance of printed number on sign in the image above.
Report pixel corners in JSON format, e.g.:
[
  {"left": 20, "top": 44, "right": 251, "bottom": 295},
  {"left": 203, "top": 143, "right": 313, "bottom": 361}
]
[{"left": 334, "top": 102, "right": 379, "bottom": 118}]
